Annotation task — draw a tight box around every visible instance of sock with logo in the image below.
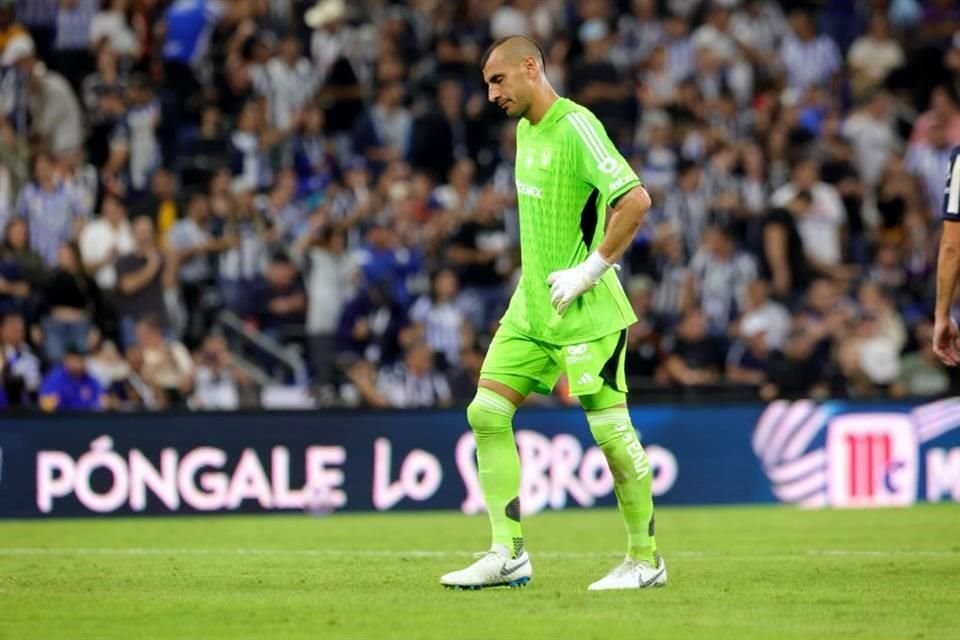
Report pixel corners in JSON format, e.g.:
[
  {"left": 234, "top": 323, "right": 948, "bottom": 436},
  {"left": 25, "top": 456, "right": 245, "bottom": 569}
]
[
  {"left": 467, "top": 387, "right": 523, "bottom": 557},
  {"left": 585, "top": 406, "right": 657, "bottom": 564}
]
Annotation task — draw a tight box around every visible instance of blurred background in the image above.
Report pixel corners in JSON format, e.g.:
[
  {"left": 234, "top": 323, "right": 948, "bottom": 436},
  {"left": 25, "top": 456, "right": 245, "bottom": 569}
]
[{"left": 0, "top": 0, "right": 959, "bottom": 413}]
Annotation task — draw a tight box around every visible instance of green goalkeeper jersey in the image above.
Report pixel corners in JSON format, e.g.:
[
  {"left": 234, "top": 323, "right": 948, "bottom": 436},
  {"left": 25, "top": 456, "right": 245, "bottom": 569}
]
[{"left": 501, "top": 98, "right": 640, "bottom": 344}]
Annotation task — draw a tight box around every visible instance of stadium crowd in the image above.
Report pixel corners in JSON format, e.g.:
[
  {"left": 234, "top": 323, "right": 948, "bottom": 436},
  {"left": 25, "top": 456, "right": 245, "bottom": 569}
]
[{"left": 0, "top": 0, "right": 959, "bottom": 411}]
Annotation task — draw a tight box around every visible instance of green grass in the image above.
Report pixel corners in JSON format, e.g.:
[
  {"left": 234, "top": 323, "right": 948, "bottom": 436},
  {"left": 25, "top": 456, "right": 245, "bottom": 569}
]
[{"left": 1, "top": 505, "right": 959, "bottom": 639}]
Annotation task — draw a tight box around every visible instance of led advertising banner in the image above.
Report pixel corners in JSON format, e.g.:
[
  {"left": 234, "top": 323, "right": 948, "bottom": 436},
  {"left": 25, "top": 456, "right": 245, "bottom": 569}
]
[{"left": 1, "top": 399, "right": 958, "bottom": 518}]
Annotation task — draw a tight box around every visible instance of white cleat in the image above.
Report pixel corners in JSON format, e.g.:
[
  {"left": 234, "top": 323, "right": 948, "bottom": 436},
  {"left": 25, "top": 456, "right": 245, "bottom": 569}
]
[
  {"left": 440, "top": 545, "right": 532, "bottom": 590},
  {"left": 587, "top": 554, "right": 667, "bottom": 591}
]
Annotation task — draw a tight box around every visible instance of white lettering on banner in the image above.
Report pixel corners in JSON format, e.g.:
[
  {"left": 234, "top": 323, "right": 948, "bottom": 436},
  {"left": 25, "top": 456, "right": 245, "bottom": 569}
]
[
  {"left": 74, "top": 436, "right": 129, "bottom": 513},
  {"left": 372, "top": 438, "right": 442, "bottom": 510},
  {"left": 454, "top": 430, "right": 677, "bottom": 516},
  {"left": 305, "top": 446, "right": 347, "bottom": 510},
  {"left": 178, "top": 447, "right": 228, "bottom": 510},
  {"left": 926, "top": 448, "right": 960, "bottom": 501},
  {"left": 129, "top": 448, "right": 179, "bottom": 511},
  {"left": 227, "top": 449, "right": 273, "bottom": 509},
  {"left": 35, "top": 439, "right": 347, "bottom": 514},
  {"left": 37, "top": 451, "right": 76, "bottom": 513},
  {"left": 271, "top": 447, "right": 303, "bottom": 509}
]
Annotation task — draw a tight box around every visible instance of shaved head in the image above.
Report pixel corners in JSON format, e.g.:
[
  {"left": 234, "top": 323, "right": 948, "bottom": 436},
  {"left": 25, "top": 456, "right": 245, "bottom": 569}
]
[
  {"left": 481, "top": 35, "right": 555, "bottom": 121},
  {"left": 481, "top": 35, "right": 545, "bottom": 72}
]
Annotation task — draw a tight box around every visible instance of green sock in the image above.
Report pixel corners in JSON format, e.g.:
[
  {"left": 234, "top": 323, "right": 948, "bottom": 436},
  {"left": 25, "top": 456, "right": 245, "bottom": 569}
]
[
  {"left": 467, "top": 388, "right": 523, "bottom": 557},
  {"left": 585, "top": 407, "right": 657, "bottom": 563}
]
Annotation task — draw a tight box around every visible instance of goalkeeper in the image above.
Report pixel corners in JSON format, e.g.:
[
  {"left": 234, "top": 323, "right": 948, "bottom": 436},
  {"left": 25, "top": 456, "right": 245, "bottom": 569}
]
[{"left": 440, "top": 35, "right": 665, "bottom": 592}]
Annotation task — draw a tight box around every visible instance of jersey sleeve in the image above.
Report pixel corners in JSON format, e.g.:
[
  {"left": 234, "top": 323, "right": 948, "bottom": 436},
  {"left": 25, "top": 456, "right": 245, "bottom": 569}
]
[
  {"left": 944, "top": 147, "right": 960, "bottom": 221},
  {"left": 565, "top": 110, "right": 641, "bottom": 206}
]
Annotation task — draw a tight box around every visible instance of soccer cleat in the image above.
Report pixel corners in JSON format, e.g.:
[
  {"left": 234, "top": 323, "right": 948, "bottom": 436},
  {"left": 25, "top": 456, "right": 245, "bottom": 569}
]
[
  {"left": 440, "top": 545, "right": 532, "bottom": 590},
  {"left": 587, "top": 554, "right": 667, "bottom": 591}
]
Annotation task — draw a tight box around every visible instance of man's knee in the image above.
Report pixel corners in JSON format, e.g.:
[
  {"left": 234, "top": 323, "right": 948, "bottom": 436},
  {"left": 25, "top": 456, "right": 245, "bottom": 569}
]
[{"left": 467, "top": 388, "right": 517, "bottom": 436}]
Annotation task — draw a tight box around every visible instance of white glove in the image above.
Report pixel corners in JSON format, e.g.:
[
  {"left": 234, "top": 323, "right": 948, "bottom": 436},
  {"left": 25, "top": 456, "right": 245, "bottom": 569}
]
[{"left": 546, "top": 251, "right": 617, "bottom": 315}]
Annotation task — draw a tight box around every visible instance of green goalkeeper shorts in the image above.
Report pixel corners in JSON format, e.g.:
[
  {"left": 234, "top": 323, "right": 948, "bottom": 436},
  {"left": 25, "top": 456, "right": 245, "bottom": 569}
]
[{"left": 480, "top": 322, "right": 628, "bottom": 397}]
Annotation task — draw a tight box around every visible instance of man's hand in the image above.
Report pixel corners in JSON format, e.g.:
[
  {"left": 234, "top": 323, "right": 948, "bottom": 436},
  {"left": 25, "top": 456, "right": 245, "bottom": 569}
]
[
  {"left": 933, "top": 316, "right": 960, "bottom": 366},
  {"left": 546, "top": 252, "right": 615, "bottom": 315}
]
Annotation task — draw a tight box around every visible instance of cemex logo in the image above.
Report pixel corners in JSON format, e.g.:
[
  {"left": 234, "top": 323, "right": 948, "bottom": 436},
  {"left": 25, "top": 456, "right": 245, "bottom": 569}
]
[{"left": 752, "top": 399, "right": 960, "bottom": 508}]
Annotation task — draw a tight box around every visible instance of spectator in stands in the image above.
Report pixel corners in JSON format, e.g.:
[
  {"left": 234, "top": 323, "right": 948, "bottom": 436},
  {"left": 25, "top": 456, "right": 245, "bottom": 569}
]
[
  {"left": 114, "top": 215, "right": 172, "bottom": 349},
  {"left": 105, "top": 73, "right": 161, "bottom": 199},
  {"left": 659, "top": 308, "right": 726, "bottom": 388},
  {"left": 905, "top": 116, "right": 955, "bottom": 216},
  {"left": 726, "top": 313, "right": 772, "bottom": 389},
  {"left": 131, "top": 168, "right": 179, "bottom": 243},
  {"left": 409, "top": 268, "right": 468, "bottom": 369},
  {"left": 38, "top": 345, "right": 104, "bottom": 412},
  {"left": 650, "top": 223, "right": 691, "bottom": 323},
  {"left": 847, "top": 12, "right": 904, "bottom": 100},
  {"left": 571, "top": 18, "right": 630, "bottom": 140},
  {"left": 291, "top": 102, "right": 335, "bottom": 196},
  {"left": 11, "top": 152, "right": 86, "bottom": 267},
  {"left": 893, "top": 321, "right": 950, "bottom": 398},
  {"left": 431, "top": 158, "right": 479, "bottom": 222},
  {"left": 337, "top": 277, "right": 405, "bottom": 369},
  {"left": 842, "top": 90, "right": 901, "bottom": 189},
  {"left": 660, "top": 159, "right": 708, "bottom": 259},
  {"left": 738, "top": 280, "right": 790, "bottom": 351},
  {"left": 79, "top": 193, "right": 134, "bottom": 292},
  {"left": 779, "top": 8, "right": 841, "bottom": 93},
  {"left": 355, "top": 222, "right": 420, "bottom": 309},
  {"left": 136, "top": 314, "right": 192, "bottom": 409},
  {"left": 0, "top": 218, "right": 49, "bottom": 305},
  {"left": 771, "top": 158, "right": 847, "bottom": 273},
  {"left": 217, "top": 187, "right": 277, "bottom": 311},
  {"left": 245, "top": 252, "right": 306, "bottom": 343},
  {"left": 352, "top": 81, "right": 412, "bottom": 175},
  {"left": 256, "top": 169, "right": 305, "bottom": 242},
  {"left": 0, "top": 220, "right": 33, "bottom": 316},
  {"left": 447, "top": 187, "right": 511, "bottom": 333},
  {"left": 375, "top": 340, "right": 452, "bottom": 409},
  {"left": 4, "top": 34, "right": 85, "bottom": 156},
  {"left": 86, "top": 337, "right": 143, "bottom": 411},
  {"left": 625, "top": 275, "right": 661, "bottom": 379},
  {"left": 42, "top": 242, "right": 98, "bottom": 362},
  {"left": 293, "top": 223, "right": 354, "bottom": 392},
  {"left": 836, "top": 308, "right": 901, "bottom": 398},
  {"left": 857, "top": 281, "right": 907, "bottom": 353},
  {"left": 168, "top": 193, "right": 233, "bottom": 348},
  {"left": 0, "top": 311, "right": 39, "bottom": 406},
  {"left": 688, "top": 225, "right": 757, "bottom": 335},
  {"left": 89, "top": 0, "right": 138, "bottom": 60},
  {"left": 762, "top": 189, "right": 813, "bottom": 302},
  {"left": 230, "top": 100, "right": 275, "bottom": 192},
  {"left": 189, "top": 333, "right": 242, "bottom": 410},
  {"left": 410, "top": 79, "right": 467, "bottom": 184},
  {"left": 255, "top": 32, "right": 317, "bottom": 132},
  {"left": 161, "top": 0, "right": 226, "bottom": 113},
  {"left": 775, "top": 279, "right": 850, "bottom": 397},
  {"left": 0, "top": 0, "right": 27, "bottom": 57}
]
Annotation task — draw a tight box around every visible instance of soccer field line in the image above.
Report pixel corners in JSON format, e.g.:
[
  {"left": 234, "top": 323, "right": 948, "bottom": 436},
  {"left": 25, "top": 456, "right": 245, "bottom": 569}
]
[{"left": 0, "top": 547, "right": 957, "bottom": 559}]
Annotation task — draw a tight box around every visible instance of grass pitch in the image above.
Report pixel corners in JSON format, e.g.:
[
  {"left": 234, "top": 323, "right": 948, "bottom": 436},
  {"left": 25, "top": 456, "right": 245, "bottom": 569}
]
[{"left": 1, "top": 505, "right": 958, "bottom": 639}]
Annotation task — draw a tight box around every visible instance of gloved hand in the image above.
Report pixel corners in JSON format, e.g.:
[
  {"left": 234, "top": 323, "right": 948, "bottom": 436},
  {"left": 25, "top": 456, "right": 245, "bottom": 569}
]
[{"left": 546, "top": 251, "right": 617, "bottom": 315}]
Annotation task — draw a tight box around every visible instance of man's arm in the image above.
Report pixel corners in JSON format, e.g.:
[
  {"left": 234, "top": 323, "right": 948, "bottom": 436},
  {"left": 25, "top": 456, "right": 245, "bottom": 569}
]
[
  {"left": 118, "top": 252, "right": 161, "bottom": 294},
  {"left": 596, "top": 185, "right": 652, "bottom": 263},
  {"left": 933, "top": 149, "right": 960, "bottom": 365},
  {"left": 933, "top": 221, "right": 960, "bottom": 365}
]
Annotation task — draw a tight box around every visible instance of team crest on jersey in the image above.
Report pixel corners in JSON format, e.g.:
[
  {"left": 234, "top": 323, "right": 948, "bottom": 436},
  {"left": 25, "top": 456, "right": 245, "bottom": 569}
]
[{"left": 539, "top": 148, "right": 553, "bottom": 168}]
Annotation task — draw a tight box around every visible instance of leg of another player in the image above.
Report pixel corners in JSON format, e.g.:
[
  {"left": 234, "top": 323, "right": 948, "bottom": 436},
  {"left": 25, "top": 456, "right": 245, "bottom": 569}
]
[{"left": 581, "top": 386, "right": 666, "bottom": 590}]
